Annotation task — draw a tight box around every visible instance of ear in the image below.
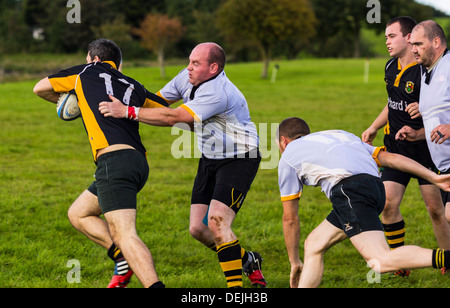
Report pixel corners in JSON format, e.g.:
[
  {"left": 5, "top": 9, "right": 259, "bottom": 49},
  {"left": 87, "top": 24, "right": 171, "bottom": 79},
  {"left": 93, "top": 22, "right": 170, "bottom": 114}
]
[
  {"left": 433, "top": 37, "right": 441, "bottom": 49},
  {"left": 405, "top": 33, "right": 411, "bottom": 43},
  {"left": 210, "top": 63, "right": 219, "bottom": 74},
  {"left": 279, "top": 135, "right": 289, "bottom": 152},
  {"left": 94, "top": 55, "right": 102, "bottom": 62}
]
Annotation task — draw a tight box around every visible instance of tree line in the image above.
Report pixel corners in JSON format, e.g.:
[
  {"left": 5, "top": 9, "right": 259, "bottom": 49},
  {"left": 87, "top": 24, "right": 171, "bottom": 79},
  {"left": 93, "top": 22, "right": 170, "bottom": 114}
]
[{"left": 0, "top": 0, "right": 446, "bottom": 78}]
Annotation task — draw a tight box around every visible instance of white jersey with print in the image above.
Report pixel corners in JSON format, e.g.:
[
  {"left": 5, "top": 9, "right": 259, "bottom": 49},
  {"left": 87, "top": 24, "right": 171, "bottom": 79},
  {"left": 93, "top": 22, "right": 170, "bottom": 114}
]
[
  {"left": 419, "top": 51, "right": 450, "bottom": 172},
  {"left": 159, "top": 69, "right": 259, "bottom": 159},
  {"left": 278, "top": 130, "right": 381, "bottom": 200}
]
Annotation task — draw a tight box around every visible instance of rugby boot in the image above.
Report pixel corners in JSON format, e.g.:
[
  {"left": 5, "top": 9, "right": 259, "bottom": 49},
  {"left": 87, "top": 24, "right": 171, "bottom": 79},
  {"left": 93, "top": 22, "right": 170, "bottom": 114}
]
[
  {"left": 243, "top": 251, "right": 267, "bottom": 288},
  {"left": 107, "top": 258, "right": 133, "bottom": 288}
]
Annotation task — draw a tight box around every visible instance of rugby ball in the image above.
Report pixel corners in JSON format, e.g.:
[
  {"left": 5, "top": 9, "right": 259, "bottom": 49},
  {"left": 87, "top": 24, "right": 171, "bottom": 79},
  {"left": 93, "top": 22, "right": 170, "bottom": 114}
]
[{"left": 56, "top": 93, "right": 81, "bottom": 121}]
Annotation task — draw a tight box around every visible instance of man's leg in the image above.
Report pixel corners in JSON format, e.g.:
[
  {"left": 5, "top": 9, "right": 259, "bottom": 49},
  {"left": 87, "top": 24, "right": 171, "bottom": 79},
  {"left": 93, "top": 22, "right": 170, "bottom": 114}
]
[
  {"left": 68, "top": 189, "right": 133, "bottom": 288},
  {"left": 381, "top": 181, "right": 406, "bottom": 249},
  {"left": 420, "top": 184, "right": 450, "bottom": 249},
  {"left": 351, "top": 230, "right": 437, "bottom": 273},
  {"left": 104, "top": 209, "right": 162, "bottom": 288},
  {"left": 67, "top": 189, "right": 113, "bottom": 249},
  {"left": 207, "top": 200, "right": 243, "bottom": 288},
  {"left": 189, "top": 203, "right": 216, "bottom": 250},
  {"left": 299, "top": 220, "right": 347, "bottom": 288}
]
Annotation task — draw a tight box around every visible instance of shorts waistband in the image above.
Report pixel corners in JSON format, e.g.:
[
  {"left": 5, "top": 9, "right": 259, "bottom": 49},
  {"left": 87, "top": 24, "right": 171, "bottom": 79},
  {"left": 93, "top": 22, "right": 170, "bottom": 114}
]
[
  {"left": 97, "top": 149, "right": 143, "bottom": 162},
  {"left": 335, "top": 173, "right": 381, "bottom": 186}
]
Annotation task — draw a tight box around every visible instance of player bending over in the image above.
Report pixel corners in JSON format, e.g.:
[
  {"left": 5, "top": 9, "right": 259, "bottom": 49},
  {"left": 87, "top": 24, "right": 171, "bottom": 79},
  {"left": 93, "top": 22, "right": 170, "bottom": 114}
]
[{"left": 278, "top": 117, "right": 450, "bottom": 288}]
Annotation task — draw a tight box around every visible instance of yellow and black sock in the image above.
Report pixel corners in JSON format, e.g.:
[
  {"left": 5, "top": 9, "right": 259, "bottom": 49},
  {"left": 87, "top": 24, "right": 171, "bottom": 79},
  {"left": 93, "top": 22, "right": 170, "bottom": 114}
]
[
  {"left": 217, "top": 240, "right": 243, "bottom": 288},
  {"left": 383, "top": 220, "right": 405, "bottom": 249},
  {"left": 432, "top": 248, "right": 449, "bottom": 269},
  {"left": 107, "top": 243, "right": 123, "bottom": 261},
  {"left": 107, "top": 244, "right": 129, "bottom": 275}
]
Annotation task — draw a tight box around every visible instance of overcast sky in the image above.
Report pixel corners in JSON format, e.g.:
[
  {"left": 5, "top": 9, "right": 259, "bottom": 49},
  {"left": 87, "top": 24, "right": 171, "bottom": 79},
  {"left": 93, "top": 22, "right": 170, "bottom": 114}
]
[{"left": 416, "top": 0, "right": 450, "bottom": 15}]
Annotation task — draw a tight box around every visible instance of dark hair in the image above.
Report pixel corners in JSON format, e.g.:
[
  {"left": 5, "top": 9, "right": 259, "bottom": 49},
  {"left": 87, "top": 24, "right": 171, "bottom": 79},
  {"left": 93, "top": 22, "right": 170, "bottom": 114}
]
[
  {"left": 416, "top": 20, "right": 447, "bottom": 45},
  {"left": 208, "top": 44, "right": 226, "bottom": 71},
  {"left": 277, "top": 117, "right": 310, "bottom": 142},
  {"left": 88, "top": 38, "right": 122, "bottom": 68},
  {"left": 386, "top": 16, "right": 417, "bottom": 36}
]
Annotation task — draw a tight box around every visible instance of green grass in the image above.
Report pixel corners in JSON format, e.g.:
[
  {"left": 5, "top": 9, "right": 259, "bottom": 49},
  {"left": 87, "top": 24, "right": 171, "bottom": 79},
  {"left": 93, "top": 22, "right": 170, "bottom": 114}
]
[{"left": 0, "top": 58, "right": 448, "bottom": 288}]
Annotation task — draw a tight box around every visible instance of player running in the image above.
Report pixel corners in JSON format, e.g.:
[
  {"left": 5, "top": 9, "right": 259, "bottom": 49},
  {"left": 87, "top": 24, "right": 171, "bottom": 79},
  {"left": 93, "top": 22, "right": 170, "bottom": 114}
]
[{"left": 33, "top": 39, "right": 167, "bottom": 288}]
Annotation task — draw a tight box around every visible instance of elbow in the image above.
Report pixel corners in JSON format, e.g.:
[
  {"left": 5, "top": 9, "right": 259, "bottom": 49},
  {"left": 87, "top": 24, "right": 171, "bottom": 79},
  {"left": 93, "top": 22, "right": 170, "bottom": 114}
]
[
  {"left": 33, "top": 84, "right": 41, "bottom": 96},
  {"left": 283, "top": 213, "right": 299, "bottom": 226}
]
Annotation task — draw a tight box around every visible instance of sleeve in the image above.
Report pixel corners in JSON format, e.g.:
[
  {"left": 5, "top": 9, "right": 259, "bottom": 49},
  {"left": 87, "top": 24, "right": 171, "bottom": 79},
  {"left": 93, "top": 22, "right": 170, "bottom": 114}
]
[
  {"left": 142, "top": 89, "right": 169, "bottom": 108},
  {"left": 180, "top": 90, "right": 225, "bottom": 123},
  {"left": 47, "top": 64, "right": 86, "bottom": 93},
  {"left": 278, "top": 158, "right": 302, "bottom": 201},
  {"left": 362, "top": 142, "right": 386, "bottom": 167},
  {"left": 157, "top": 69, "right": 186, "bottom": 104}
]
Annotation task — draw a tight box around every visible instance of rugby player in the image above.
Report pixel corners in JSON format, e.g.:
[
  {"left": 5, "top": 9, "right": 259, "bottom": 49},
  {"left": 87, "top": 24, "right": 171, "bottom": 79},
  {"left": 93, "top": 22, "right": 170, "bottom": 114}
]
[{"left": 99, "top": 43, "right": 266, "bottom": 288}]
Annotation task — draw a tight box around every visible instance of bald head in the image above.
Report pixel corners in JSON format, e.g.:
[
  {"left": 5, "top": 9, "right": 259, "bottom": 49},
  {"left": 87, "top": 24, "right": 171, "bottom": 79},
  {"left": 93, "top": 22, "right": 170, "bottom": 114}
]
[
  {"left": 194, "top": 42, "right": 226, "bottom": 71},
  {"left": 411, "top": 20, "right": 447, "bottom": 68},
  {"left": 188, "top": 43, "right": 227, "bottom": 86},
  {"left": 413, "top": 20, "right": 447, "bottom": 46}
]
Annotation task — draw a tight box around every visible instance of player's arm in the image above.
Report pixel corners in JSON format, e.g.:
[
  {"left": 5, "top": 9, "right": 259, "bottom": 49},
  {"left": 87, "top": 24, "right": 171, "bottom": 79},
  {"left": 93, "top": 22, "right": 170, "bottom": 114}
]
[
  {"left": 99, "top": 95, "right": 194, "bottom": 127},
  {"left": 33, "top": 77, "right": 59, "bottom": 103},
  {"left": 362, "top": 104, "right": 388, "bottom": 145},
  {"left": 282, "top": 198, "right": 303, "bottom": 288},
  {"left": 377, "top": 150, "right": 450, "bottom": 191}
]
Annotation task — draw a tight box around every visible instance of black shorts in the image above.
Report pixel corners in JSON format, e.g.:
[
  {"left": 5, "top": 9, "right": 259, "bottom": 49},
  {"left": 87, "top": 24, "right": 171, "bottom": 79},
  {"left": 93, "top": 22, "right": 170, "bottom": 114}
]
[
  {"left": 88, "top": 149, "right": 149, "bottom": 214},
  {"left": 382, "top": 135, "right": 436, "bottom": 186},
  {"left": 192, "top": 150, "right": 261, "bottom": 215},
  {"left": 326, "top": 174, "right": 386, "bottom": 238}
]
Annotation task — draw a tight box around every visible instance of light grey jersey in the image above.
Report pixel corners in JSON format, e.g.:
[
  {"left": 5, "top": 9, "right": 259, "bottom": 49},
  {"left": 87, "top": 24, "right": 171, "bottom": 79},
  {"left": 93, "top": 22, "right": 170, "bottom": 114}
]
[
  {"left": 159, "top": 69, "right": 259, "bottom": 159},
  {"left": 278, "top": 130, "right": 382, "bottom": 200},
  {"left": 419, "top": 51, "right": 450, "bottom": 172}
]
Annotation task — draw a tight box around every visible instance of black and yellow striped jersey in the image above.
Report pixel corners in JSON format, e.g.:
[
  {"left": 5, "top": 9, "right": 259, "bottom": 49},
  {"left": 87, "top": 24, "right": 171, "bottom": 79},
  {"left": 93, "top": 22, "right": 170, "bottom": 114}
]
[
  {"left": 384, "top": 58, "right": 423, "bottom": 140},
  {"left": 48, "top": 61, "right": 168, "bottom": 161}
]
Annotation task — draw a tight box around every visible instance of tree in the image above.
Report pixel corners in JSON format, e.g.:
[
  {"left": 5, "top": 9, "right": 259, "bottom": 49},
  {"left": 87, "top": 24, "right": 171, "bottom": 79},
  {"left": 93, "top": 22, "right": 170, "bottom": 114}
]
[
  {"left": 217, "top": 0, "right": 316, "bottom": 78},
  {"left": 310, "top": 0, "right": 435, "bottom": 58},
  {"left": 133, "top": 13, "right": 184, "bottom": 78}
]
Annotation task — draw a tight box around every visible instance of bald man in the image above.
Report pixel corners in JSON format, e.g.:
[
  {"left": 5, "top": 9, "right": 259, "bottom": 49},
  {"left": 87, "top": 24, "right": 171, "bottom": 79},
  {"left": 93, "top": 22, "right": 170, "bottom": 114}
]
[
  {"left": 396, "top": 21, "right": 450, "bottom": 273},
  {"left": 99, "top": 43, "right": 267, "bottom": 288}
]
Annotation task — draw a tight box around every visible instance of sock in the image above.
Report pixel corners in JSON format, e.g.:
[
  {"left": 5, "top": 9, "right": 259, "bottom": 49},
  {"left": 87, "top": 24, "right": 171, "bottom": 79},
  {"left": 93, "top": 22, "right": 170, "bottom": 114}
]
[
  {"left": 242, "top": 247, "right": 249, "bottom": 266},
  {"left": 217, "top": 240, "right": 243, "bottom": 288},
  {"left": 383, "top": 220, "right": 405, "bottom": 249},
  {"left": 208, "top": 243, "right": 217, "bottom": 252},
  {"left": 148, "top": 281, "right": 165, "bottom": 288},
  {"left": 107, "top": 244, "right": 129, "bottom": 275},
  {"left": 432, "top": 249, "right": 449, "bottom": 269}
]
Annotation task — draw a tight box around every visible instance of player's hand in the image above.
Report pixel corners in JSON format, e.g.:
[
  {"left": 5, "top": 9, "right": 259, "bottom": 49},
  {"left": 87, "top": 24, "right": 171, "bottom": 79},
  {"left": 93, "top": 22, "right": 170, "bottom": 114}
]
[
  {"left": 434, "top": 173, "right": 450, "bottom": 192},
  {"left": 431, "top": 124, "right": 450, "bottom": 144},
  {"left": 99, "top": 95, "right": 127, "bottom": 118},
  {"left": 405, "top": 102, "right": 421, "bottom": 119},
  {"left": 362, "top": 127, "right": 377, "bottom": 145},
  {"left": 289, "top": 260, "right": 303, "bottom": 288},
  {"left": 395, "top": 125, "right": 425, "bottom": 142}
]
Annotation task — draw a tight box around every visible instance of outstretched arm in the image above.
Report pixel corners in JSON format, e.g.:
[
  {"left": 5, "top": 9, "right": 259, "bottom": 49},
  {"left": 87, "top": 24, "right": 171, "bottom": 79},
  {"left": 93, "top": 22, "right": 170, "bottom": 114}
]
[
  {"left": 99, "top": 95, "right": 194, "bottom": 127},
  {"left": 377, "top": 151, "right": 450, "bottom": 191}
]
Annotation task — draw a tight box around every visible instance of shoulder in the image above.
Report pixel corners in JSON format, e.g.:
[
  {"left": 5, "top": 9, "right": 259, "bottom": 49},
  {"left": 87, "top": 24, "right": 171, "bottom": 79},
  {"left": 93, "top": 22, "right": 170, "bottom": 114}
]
[{"left": 385, "top": 58, "right": 397, "bottom": 71}]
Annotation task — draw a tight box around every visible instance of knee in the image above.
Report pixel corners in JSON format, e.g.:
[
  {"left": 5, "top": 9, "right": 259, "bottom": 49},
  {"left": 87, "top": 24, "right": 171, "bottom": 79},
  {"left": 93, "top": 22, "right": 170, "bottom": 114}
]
[
  {"left": 67, "top": 205, "right": 81, "bottom": 229},
  {"left": 304, "top": 234, "right": 325, "bottom": 256},
  {"left": 189, "top": 222, "right": 207, "bottom": 240}
]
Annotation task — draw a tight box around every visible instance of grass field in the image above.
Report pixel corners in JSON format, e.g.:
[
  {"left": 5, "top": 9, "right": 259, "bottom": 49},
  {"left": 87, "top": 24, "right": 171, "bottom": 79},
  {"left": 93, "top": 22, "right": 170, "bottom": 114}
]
[{"left": 0, "top": 57, "right": 448, "bottom": 288}]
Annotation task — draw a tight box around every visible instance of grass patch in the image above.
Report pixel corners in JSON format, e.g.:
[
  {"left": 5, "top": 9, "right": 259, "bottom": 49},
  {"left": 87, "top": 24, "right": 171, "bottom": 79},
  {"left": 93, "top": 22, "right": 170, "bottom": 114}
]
[{"left": 0, "top": 57, "right": 446, "bottom": 288}]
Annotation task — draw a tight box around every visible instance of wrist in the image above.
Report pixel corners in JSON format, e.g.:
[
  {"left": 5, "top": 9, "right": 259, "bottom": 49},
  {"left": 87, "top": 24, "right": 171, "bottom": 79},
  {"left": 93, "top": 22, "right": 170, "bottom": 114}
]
[{"left": 127, "top": 106, "right": 140, "bottom": 120}]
